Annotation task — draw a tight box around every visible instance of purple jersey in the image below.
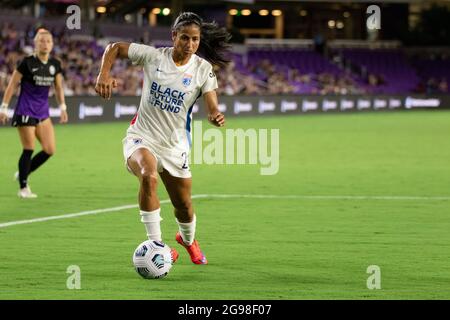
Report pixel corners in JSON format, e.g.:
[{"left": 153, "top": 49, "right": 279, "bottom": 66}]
[{"left": 15, "top": 55, "right": 62, "bottom": 120}]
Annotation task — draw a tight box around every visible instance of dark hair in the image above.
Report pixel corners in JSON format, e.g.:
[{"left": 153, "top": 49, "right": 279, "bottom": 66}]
[{"left": 172, "top": 12, "right": 231, "bottom": 68}]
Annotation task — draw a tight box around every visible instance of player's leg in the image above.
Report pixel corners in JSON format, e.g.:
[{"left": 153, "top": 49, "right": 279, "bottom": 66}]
[
  {"left": 159, "top": 169, "right": 207, "bottom": 264},
  {"left": 127, "top": 148, "right": 163, "bottom": 241},
  {"left": 32, "top": 118, "right": 55, "bottom": 174},
  {"left": 17, "top": 125, "right": 37, "bottom": 197},
  {"left": 160, "top": 169, "right": 194, "bottom": 222},
  {"left": 127, "top": 148, "right": 179, "bottom": 262}
]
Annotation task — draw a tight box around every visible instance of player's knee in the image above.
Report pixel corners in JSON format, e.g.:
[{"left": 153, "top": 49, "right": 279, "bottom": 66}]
[
  {"left": 140, "top": 169, "right": 158, "bottom": 190},
  {"left": 43, "top": 147, "right": 55, "bottom": 156}
]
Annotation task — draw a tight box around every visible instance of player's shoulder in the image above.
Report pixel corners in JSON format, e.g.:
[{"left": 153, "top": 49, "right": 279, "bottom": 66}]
[
  {"left": 192, "top": 55, "right": 216, "bottom": 82},
  {"left": 20, "top": 54, "right": 36, "bottom": 63},
  {"left": 130, "top": 43, "right": 165, "bottom": 60},
  {"left": 17, "top": 54, "right": 36, "bottom": 71},
  {"left": 159, "top": 46, "right": 174, "bottom": 58},
  {"left": 131, "top": 43, "right": 164, "bottom": 53},
  {"left": 20, "top": 55, "right": 60, "bottom": 65},
  {"left": 49, "top": 56, "right": 62, "bottom": 66},
  {"left": 193, "top": 54, "right": 214, "bottom": 73}
]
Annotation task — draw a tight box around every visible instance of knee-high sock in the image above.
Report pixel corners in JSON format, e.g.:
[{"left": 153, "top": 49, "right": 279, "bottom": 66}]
[
  {"left": 140, "top": 208, "right": 163, "bottom": 241},
  {"left": 18, "top": 149, "right": 33, "bottom": 189},
  {"left": 30, "top": 151, "right": 51, "bottom": 173}
]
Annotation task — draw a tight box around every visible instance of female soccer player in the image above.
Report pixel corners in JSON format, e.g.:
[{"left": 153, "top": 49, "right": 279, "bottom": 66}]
[
  {"left": 0, "top": 29, "right": 68, "bottom": 198},
  {"left": 95, "top": 12, "right": 230, "bottom": 264}
]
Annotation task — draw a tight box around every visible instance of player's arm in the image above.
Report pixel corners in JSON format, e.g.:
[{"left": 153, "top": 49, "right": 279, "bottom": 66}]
[
  {"left": 95, "top": 42, "right": 130, "bottom": 99},
  {"left": 54, "top": 73, "right": 68, "bottom": 124},
  {"left": 0, "top": 70, "right": 22, "bottom": 125},
  {"left": 203, "top": 90, "right": 225, "bottom": 127}
]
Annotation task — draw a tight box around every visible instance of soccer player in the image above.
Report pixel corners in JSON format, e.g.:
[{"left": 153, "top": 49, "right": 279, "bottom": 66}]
[
  {"left": 95, "top": 12, "right": 230, "bottom": 264},
  {"left": 0, "top": 29, "right": 68, "bottom": 198}
]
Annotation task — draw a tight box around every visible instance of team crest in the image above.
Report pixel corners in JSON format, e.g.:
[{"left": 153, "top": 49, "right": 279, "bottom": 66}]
[
  {"left": 182, "top": 73, "right": 192, "bottom": 87},
  {"left": 49, "top": 65, "right": 55, "bottom": 75}
]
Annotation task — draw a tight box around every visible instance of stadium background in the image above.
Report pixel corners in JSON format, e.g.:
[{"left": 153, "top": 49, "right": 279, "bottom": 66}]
[{"left": 0, "top": 0, "right": 449, "bottom": 300}]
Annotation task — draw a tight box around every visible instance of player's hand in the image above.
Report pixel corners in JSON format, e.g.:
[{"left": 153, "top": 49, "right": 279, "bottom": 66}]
[
  {"left": 59, "top": 110, "right": 68, "bottom": 124},
  {"left": 208, "top": 111, "right": 225, "bottom": 127},
  {"left": 0, "top": 112, "right": 8, "bottom": 125},
  {"left": 95, "top": 74, "right": 117, "bottom": 100}
]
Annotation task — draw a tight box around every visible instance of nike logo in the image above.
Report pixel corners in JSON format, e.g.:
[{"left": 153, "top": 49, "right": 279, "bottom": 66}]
[
  {"left": 32, "top": 68, "right": 39, "bottom": 72},
  {"left": 156, "top": 68, "right": 163, "bottom": 72}
]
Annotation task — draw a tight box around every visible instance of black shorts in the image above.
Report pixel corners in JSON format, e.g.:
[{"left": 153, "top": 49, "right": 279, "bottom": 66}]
[{"left": 11, "top": 114, "right": 48, "bottom": 127}]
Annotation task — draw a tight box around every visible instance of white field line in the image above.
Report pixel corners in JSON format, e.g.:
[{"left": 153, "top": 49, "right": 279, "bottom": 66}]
[
  {"left": 0, "top": 194, "right": 449, "bottom": 229},
  {"left": 0, "top": 203, "right": 138, "bottom": 228},
  {"left": 195, "top": 194, "right": 450, "bottom": 201}
]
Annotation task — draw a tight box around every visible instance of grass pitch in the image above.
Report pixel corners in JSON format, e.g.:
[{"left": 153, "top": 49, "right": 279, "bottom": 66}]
[{"left": 0, "top": 111, "right": 449, "bottom": 299}]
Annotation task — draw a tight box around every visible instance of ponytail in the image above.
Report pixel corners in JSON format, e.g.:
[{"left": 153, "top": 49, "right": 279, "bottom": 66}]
[{"left": 172, "top": 12, "right": 231, "bottom": 68}]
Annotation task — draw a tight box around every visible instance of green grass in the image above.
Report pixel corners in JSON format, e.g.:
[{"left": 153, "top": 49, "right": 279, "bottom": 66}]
[{"left": 0, "top": 111, "right": 449, "bottom": 299}]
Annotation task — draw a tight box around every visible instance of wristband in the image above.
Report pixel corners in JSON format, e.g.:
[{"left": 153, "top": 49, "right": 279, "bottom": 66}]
[{"left": 59, "top": 103, "right": 67, "bottom": 111}]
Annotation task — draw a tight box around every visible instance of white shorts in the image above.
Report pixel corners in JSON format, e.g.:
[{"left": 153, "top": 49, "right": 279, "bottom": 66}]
[{"left": 122, "top": 135, "right": 192, "bottom": 179}]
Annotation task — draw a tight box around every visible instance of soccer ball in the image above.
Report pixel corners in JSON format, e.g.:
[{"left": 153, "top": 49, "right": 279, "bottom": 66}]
[{"left": 132, "top": 240, "right": 174, "bottom": 279}]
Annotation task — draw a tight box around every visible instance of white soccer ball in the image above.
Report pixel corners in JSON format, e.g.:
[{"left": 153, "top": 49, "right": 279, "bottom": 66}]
[{"left": 132, "top": 240, "right": 174, "bottom": 279}]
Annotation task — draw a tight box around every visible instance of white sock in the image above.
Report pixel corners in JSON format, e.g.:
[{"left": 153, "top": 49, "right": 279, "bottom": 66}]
[
  {"left": 176, "top": 214, "right": 196, "bottom": 246},
  {"left": 140, "top": 209, "right": 163, "bottom": 241}
]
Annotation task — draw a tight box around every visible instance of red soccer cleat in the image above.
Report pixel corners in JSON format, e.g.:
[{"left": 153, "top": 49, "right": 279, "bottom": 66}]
[
  {"left": 170, "top": 248, "right": 179, "bottom": 264},
  {"left": 175, "top": 232, "right": 208, "bottom": 265}
]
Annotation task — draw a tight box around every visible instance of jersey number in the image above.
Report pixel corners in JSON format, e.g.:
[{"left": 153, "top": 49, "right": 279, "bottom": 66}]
[{"left": 181, "top": 152, "right": 188, "bottom": 170}]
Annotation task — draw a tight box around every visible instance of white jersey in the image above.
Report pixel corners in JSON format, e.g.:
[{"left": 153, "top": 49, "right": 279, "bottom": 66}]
[{"left": 127, "top": 43, "right": 218, "bottom": 152}]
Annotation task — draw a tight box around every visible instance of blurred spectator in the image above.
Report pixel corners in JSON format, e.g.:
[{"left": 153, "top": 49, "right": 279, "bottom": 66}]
[
  {"left": 0, "top": 24, "right": 145, "bottom": 97},
  {"left": 438, "top": 78, "right": 448, "bottom": 93},
  {"left": 426, "top": 77, "right": 438, "bottom": 94},
  {"left": 1, "top": 24, "right": 447, "bottom": 97}
]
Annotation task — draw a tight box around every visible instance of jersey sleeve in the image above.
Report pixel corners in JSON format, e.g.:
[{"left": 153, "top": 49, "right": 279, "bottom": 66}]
[
  {"left": 201, "top": 63, "right": 218, "bottom": 95},
  {"left": 128, "top": 43, "right": 158, "bottom": 66},
  {"left": 16, "top": 58, "right": 29, "bottom": 75},
  {"left": 54, "top": 59, "right": 63, "bottom": 75}
]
